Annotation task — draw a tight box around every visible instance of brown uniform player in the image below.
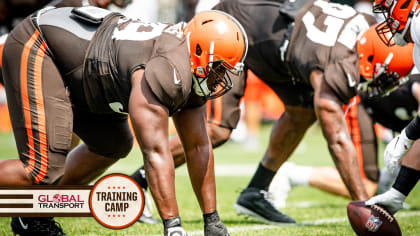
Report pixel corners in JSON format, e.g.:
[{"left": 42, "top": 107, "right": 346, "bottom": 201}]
[
  {"left": 267, "top": 25, "right": 416, "bottom": 207},
  {"left": 1, "top": 6, "right": 247, "bottom": 236},
  {"left": 132, "top": 0, "right": 379, "bottom": 225},
  {"left": 0, "top": 0, "right": 128, "bottom": 85}
]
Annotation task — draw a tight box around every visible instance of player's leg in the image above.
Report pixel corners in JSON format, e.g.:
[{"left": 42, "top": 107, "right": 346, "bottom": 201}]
[
  {"left": 235, "top": 81, "right": 316, "bottom": 224},
  {"left": 2, "top": 21, "right": 70, "bottom": 235},
  {"left": 270, "top": 99, "right": 379, "bottom": 205}
]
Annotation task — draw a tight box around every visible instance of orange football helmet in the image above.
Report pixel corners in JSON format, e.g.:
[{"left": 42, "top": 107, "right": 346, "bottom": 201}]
[
  {"left": 374, "top": 0, "right": 419, "bottom": 46},
  {"left": 358, "top": 25, "right": 414, "bottom": 97},
  {"left": 184, "top": 10, "right": 248, "bottom": 99}
]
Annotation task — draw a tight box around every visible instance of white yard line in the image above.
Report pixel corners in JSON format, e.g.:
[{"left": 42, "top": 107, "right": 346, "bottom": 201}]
[
  {"left": 147, "top": 210, "right": 420, "bottom": 236},
  {"left": 78, "top": 211, "right": 420, "bottom": 236}
]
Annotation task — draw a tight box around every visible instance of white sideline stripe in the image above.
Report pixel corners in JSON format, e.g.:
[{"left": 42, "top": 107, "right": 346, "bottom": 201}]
[{"left": 146, "top": 210, "right": 420, "bottom": 236}]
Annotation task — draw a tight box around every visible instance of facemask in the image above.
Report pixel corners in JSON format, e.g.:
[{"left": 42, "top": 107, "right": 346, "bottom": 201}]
[{"left": 192, "top": 74, "right": 211, "bottom": 97}]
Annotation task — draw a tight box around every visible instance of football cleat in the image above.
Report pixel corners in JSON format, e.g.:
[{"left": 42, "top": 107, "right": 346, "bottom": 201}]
[
  {"left": 11, "top": 217, "right": 66, "bottom": 236},
  {"left": 234, "top": 188, "right": 296, "bottom": 224},
  {"left": 164, "top": 226, "right": 188, "bottom": 236}
]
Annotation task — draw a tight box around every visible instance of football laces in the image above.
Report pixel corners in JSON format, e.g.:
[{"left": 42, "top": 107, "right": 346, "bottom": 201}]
[{"left": 371, "top": 204, "right": 394, "bottom": 222}]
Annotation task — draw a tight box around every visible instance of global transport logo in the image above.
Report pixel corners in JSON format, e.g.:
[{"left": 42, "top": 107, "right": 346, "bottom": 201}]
[{"left": 37, "top": 193, "right": 85, "bottom": 209}]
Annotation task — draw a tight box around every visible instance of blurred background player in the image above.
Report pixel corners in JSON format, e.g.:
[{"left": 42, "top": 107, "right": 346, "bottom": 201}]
[
  {"left": 220, "top": 0, "right": 376, "bottom": 224},
  {"left": 268, "top": 25, "right": 418, "bottom": 207}
]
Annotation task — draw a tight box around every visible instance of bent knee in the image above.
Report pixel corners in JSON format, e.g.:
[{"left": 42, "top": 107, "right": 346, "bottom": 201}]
[
  {"left": 23, "top": 152, "right": 66, "bottom": 185},
  {"left": 93, "top": 135, "right": 134, "bottom": 159}
]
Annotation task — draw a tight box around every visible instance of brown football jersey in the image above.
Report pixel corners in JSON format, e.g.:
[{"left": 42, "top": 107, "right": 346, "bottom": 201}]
[
  {"left": 38, "top": 7, "right": 195, "bottom": 115},
  {"left": 287, "top": 0, "right": 377, "bottom": 104},
  {"left": 214, "top": 0, "right": 376, "bottom": 107},
  {"left": 213, "top": 0, "right": 291, "bottom": 84}
]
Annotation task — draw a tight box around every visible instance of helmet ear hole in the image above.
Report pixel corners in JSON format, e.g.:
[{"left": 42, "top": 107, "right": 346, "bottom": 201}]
[
  {"left": 202, "top": 20, "right": 214, "bottom": 25},
  {"left": 368, "top": 55, "right": 374, "bottom": 63},
  {"left": 196, "top": 44, "right": 202, "bottom": 56}
]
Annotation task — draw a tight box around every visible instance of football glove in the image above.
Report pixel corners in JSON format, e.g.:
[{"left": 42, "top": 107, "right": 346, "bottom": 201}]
[
  {"left": 365, "top": 188, "right": 406, "bottom": 215},
  {"left": 384, "top": 129, "right": 414, "bottom": 173},
  {"left": 165, "top": 226, "right": 188, "bottom": 236}
]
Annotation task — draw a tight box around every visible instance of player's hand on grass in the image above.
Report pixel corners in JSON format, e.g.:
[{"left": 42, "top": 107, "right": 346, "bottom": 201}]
[
  {"left": 365, "top": 188, "right": 406, "bottom": 215},
  {"left": 384, "top": 129, "right": 413, "bottom": 173}
]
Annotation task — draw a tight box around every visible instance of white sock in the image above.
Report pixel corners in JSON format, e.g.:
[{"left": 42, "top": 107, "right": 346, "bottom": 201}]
[{"left": 286, "top": 163, "right": 313, "bottom": 186}]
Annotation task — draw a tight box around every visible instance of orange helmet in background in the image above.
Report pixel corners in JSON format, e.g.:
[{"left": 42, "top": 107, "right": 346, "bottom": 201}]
[
  {"left": 184, "top": 10, "right": 248, "bottom": 99},
  {"left": 374, "top": 0, "right": 419, "bottom": 46},
  {"left": 357, "top": 25, "right": 414, "bottom": 97}
]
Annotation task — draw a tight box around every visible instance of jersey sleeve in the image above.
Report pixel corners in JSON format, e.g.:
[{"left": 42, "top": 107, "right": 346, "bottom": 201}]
[
  {"left": 323, "top": 52, "right": 359, "bottom": 104},
  {"left": 144, "top": 57, "right": 189, "bottom": 115}
]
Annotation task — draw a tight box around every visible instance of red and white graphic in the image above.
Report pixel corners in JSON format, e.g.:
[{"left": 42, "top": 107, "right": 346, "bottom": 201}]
[{"left": 89, "top": 174, "right": 144, "bottom": 229}]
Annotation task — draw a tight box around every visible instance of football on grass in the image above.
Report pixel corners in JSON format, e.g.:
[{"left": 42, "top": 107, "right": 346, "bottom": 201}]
[{"left": 347, "top": 200, "right": 401, "bottom": 236}]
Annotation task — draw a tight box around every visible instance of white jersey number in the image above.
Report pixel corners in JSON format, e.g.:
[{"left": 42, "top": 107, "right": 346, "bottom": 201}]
[
  {"left": 302, "top": 0, "right": 369, "bottom": 49},
  {"left": 112, "top": 19, "right": 184, "bottom": 41}
]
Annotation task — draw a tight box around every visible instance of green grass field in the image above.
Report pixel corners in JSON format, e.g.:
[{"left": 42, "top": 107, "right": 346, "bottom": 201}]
[{"left": 0, "top": 123, "right": 419, "bottom": 235}]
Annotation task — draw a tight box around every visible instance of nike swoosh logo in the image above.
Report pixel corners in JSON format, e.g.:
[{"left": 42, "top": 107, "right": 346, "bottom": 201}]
[
  {"left": 347, "top": 73, "right": 356, "bottom": 87},
  {"left": 173, "top": 69, "right": 181, "bottom": 85},
  {"left": 18, "top": 217, "right": 28, "bottom": 230},
  {"left": 172, "top": 218, "right": 180, "bottom": 226}
]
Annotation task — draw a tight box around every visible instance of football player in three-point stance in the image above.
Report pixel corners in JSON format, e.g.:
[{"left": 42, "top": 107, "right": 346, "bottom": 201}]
[
  {"left": 363, "top": 0, "right": 420, "bottom": 215},
  {"left": 131, "top": 0, "right": 390, "bottom": 225},
  {"left": 269, "top": 25, "right": 418, "bottom": 206},
  {"left": 1, "top": 6, "right": 247, "bottom": 236}
]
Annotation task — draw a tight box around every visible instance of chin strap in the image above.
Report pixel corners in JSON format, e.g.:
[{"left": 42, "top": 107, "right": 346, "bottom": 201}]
[{"left": 192, "top": 74, "right": 210, "bottom": 97}]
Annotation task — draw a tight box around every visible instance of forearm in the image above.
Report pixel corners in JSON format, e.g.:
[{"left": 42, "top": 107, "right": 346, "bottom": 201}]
[
  {"left": 185, "top": 144, "right": 217, "bottom": 214},
  {"left": 142, "top": 149, "right": 179, "bottom": 219},
  {"left": 326, "top": 131, "right": 368, "bottom": 200},
  {"left": 173, "top": 106, "right": 217, "bottom": 214},
  {"left": 316, "top": 101, "right": 368, "bottom": 200}
]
